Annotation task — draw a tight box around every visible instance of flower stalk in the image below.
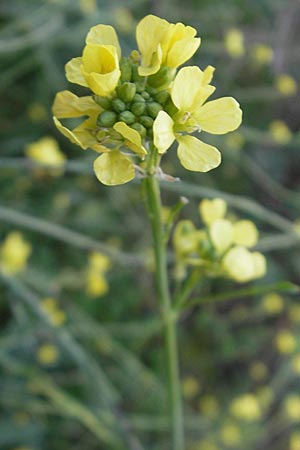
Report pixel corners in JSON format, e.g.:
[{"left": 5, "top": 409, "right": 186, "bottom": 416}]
[{"left": 143, "top": 161, "right": 185, "bottom": 450}]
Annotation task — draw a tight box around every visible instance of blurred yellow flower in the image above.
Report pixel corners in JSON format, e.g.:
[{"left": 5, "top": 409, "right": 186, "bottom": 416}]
[
  {"left": 136, "top": 15, "right": 200, "bottom": 76},
  {"left": 225, "top": 131, "right": 245, "bottom": 150},
  {"left": 290, "top": 432, "right": 300, "bottom": 450},
  {"left": 198, "top": 395, "right": 220, "bottom": 418},
  {"left": 80, "top": 0, "right": 96, "bottom": 14},
  {"left": 224, "top": 28, "right": 245, "bottom": 58},
  {"left": 86, "top": 252, "right": 111, "bottom": 297},
  {"left": 256, "top": 386, "right": 274, "bottom": 409},
  {"left": 292, "top": 356, "right": 300, "bottom": 375},
  {"left": 251, "top": 44, "right": 274, "bottom": 64},
  {"left": 199, "top": 198, "right": 227, "bottom": 225},
  {"left": 27, "top": 102, "right": 48, "bottom": 122},
  {"left": 36, "top": 344, "right": 59, "bottom": 365},
  {"left": 276, "top": 330, "right": 297, "bottom": 354},
  {"left": 182, "top": 376, "right": 201, "bottom": 399},
  {"left": 154, "top": 66, "right": 242, "bottom": 172},
  {"left": 261, "top": 292, "right": 284, "bottom": 315},
  {"left": 25, "top": 137, "right": 66, "bottom": 173},
  {"left": 288, "top": 303, "right": 300, "bottom": 323},
  {"left": 249, "top": 361, "right": 268, "bottom": 381},
  {"left": 230, "top": 394, "right": 261, "bottom": 421},
  {"left": 113, "top": 7, "right": 134, "bottom": 33},
  {"left": 285, "top": 395, "right": 300, "bottom": 421},
  {"left": 220, "top": 422, "right": 241, "bottom": 446},
  {"left": 269, "top": 120, "right": 292, "bottom": 144},
  {"left": 0, "top": 232, "right": 31, "bottom": 274},
  {"left": 192, "top": 441, "right": 218, "bottom": 450},
  {"left": 41, "top": 298, "right": 66, "bottom": 327},
  {"left": 276, "top": 74, "right": 297, "bottom": 96}
]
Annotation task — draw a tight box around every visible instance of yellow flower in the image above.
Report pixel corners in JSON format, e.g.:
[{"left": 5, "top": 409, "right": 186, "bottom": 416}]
[
  {"left": 276, "top": 74, "right": 297, "bottom": 96},
  {"left": 220, "top": 422, "right": 241, "bottom": 446},
  {"left": 224, "top": 28, "right": 245, "bottom": 58},
  {"left": 275, "top": 330, "right": 297, "bottom": 354},
  {"left": 232, "top": 220, "right": 258, "bottom": 247},
  {"left": 65, "top": 24, "right": 121, "bottom": 96},
  {"left": 182, "top": 376, "right": 201, "bottom": 399},
  {"left": 225, "top": 131, "right": 245, "bottom": 150},
  {"left": 251, "top": 44, "right": 274, "bottom": 64},
  {"left": 25, "top": 137, "right": 66, "bottom": 172},
  {"left": 261, "top": 292, "right": 284, "bottom": 315},
  {"left": 113, "top": 7, "right": 134, "bottom": 34},
  {"left": 285, "top": 395, "right": 300, "bottom": 422},
  {"left": 199, "top": 198, "right": 227, "bottom": 225},
  {"left": 289, "top": 304, "right": 300, "bottom": 323},
  {"left": 292, "top": 356, "right": 300, "bottom": 375},
  {"left": 290, "top": 432, "right": 300, "bottom": 450},
  {"left": 153, "top": 66, "right": 242, "bottom": 172},
  {"left": 79, "top": 0, "right": 97, "bottom": 14},
  {"left": 249, "top": 361, "right": 268, "bottom": 381},
  {"left": 230, "top": 394, "right": 261, "bottom": 421},
  {"left": 136, "top": 15, "right": 200, "bottom": 76},
  {"left": 36, "top": 344, "right": 59, "bottom": 365},
  {"left": 198, "top": 395, "right": 219, "bottom": 418},
  {"left": 86, "top": 252, "right": 111, "bottom": 297},
  {"left": 0, "top": 232, "right": 31, "bottom": 274},
  {"left": 41, "top": 298, "right": 66, "bottom": 327},
  {"left": 222, "top": 246, "right": 266, "bottom": 282},
  {"left": 269, "top": 120, "right": 292, "bottom": 144}
]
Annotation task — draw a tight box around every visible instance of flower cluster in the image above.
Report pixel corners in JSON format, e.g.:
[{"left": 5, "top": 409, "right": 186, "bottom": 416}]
[
  {"left": 173, "top": 198, "right": 266, "bottom": 282},
  {"left": 53, "top": 15, "right": 242, "bottom": 185}
]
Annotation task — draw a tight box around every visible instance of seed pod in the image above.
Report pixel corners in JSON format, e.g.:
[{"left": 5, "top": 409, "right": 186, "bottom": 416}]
[
  {"left": 140, "top": 115, "right": 154, "bottom": 129},
  {"left": 93, "top": 96, "right": 111, "bottom": 110},
  {"left": 131, "top": 102, "right": 146, "bottom": 116},
  {"left": 97, "top": 111, "right": 117, "bottom": 127},
  {"left": 117, "top": 82, "right": 137, "bottom": 103},
  {"left": 119, "top": 110, "right": 136, "bottom": 125},
  {"left": 131, "top": 123, "right": 147, "bottom": 137},
  {"left": 147, "top": 102, "right": 163, "bottom": 118},
  {"left": 111, "top": 98, "right": 126, "bottom": 113},
  {"left": 120, "top": 57, "right": 132, "bottom": 82},
  {"left": 154, "top": 90, "right": 170, "bottom": 105}
]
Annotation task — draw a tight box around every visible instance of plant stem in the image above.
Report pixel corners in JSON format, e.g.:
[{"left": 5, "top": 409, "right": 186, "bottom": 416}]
[{"left": 144, "top": 173, "right": 185, "bottom": 450}]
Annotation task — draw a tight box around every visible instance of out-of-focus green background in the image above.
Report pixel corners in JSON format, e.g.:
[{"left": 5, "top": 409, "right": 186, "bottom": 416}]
[{"left": 1, "top": 1, "right": 300, "bottom": 449}]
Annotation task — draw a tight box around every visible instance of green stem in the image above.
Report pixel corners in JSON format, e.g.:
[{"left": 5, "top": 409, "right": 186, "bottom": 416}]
[{"left": 144, "top": 173, "right": 185, "bottom": 450}]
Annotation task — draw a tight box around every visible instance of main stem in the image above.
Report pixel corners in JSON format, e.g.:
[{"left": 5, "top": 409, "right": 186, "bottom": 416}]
[{"left": 144, "top": 173, "right": 185, "bottom": 450}]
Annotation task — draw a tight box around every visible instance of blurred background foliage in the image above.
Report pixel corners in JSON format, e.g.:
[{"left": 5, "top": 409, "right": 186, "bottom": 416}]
[{"left": 0, "top": 0, "right": 300, "bottom": 449}]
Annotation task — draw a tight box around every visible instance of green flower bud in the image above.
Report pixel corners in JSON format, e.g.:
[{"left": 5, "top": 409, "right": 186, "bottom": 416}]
[
  {"left": 97, "top": 110, "right": 117, "bottom": 127},
  {"left": 131, "top": 123, "right": 147, "bottom": 137},
  {"left": 141, "top": 91, "right": 150, "bottom": 100},
  {"left": 119, "top": 110, "right": 136, "bottom": 125},
  {"left": 147, "top": 66, "right": 176, "bottom": 88},
  {"left": 164, "top": 98, "right": 178, "bottom": 117},
  {"left": 146, "top": 86, "right": 157, "bottom": 96},
  {"left": 146, "top": 102, "right": 163, "bottom": 118},
  {"left": 111, "top": 98, "right": 126, "bottom": 113},
  {"left": 120, "top": 57, "right": 132, "bottom": 82},
  {"left": 131, "top": 102, "right": 146, "bottom": 116},
  {"left": 93, "top": 96, "right": 111, "bottom": 110},
  {"left": 117, "top": 82, "right": 137, "bottom": 103},
  {"left": 132, "top": 94, "right": 145, "bottom": 103},
  {"left": 132, "top": 65, "right": 143, "bottom": 82},
  {"left": 135, "top": 82, "right": 145, "bottom": 93},
  {"left": 140, "top": 115, "right": 154, "bottom": 129},
  {"left": 154, "top": 90, "right": 170, "bottom": 105}
]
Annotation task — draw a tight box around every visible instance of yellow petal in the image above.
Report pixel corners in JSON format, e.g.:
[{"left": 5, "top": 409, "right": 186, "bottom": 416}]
[
  {"left": 83, "top": 68, "right": 120, "bottom": 96},
  {"left": 166, "top": 36, "right": 201, "bottom": 68},
  {"left": 251, "top": 252, "right": 266, "bottom": 278},
  {"left": 25, "top": 137, "right": 66, "bottom": 167},
  {"left": 0, "top": 232, "right": 31, "bottom": 274},
  {"left": 233, "top": 220, "right": 259, "bottom": 247},
  {"left": 153, "top": 111, "right": 176, "bottom": 154},
  {"left": 195, "top": 97, "right": 242, "bottom": 135},
  {"left": 65, "top": 57, "right": 87, "bottom": 86},
  {"left": 86, "top": 24, "right": 121, "bottom": 59},
  {"left": 113, "top": 122, "right": 147, "bottom": 155},
  {"left": 136, "top": 15, "right": 168, "bottom": 75},
  {"left": 53, "top": 117, "right": 86, "bottom": 149},
  {"left": 172, "top": 66, "right": 205, "bottom": 111},
  {"left": 199, "top": 198, "right": 227, "bottom": 225},
  {"left": 52, "top": 90, "right": 100, "bottom": 118},
  {"left": 222, "top": 246, "right": 262, "bottom": 282},
  {"left": 203, "top": 65, "right": 215, "bottom": 84},
  {"left": 177, "top": 135, "right": 221, "bottom": 172},
  {"left": 93, "top": 151, "right": 135, "bottom": 185},
  {"left": 209, "top": 219, "right": 233, "bottom": 253}
]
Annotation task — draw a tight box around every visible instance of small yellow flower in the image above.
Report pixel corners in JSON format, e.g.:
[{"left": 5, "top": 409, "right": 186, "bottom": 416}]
[
  {"left": 276, "top": 74, "right": 297, "bottom": 96},
  {"left": 113, "top": 7, "right": 134, "bottom": 34},
  {"left": 65, "top": 24, "right": 121, "bottom": 96},
  {"left": 225, "top": 131, "right": 245, "bottom": 150},
  {"left": 269, "top": 120, "right": 292, "bottom": 144},
  {"left": 285, "top": 395, "right": 300, "bottom": 422},
  {"left": 230, "top": 394, "right": 261, "bottom": 421},
  {"left": 220, "top": 422, "right": 241, "bottom": 446},
  {"left": 292, "top": 356, "right": 300, "bottom": 375},
  {"left": 0, "top": 232, "right": 31, "bottom": 274},
  {"left": 290, "top": 432, "right": 300, "bottom": 450},
  {"left": 275, "top": 330, "right": 297, "bottom": 354},
  {"left": 25, "top": 137, "right": 66, "bottom": 172},
  {"left": 251, "top": 44, "right": 274, "bottom": 64},
  {"left": 36, "top": 344, "right": 59, "bottom": 365},
  {"left": 182, "top": 376, "right": 201, "bottom": 399},
  {"left": 249, "top": 361, "right": 268, "bottom": 381},
  {"left": 199, "top": 198, "right": 227, "bottom": 225},
  {"left": 79, "top": 0, "right": 97, "bottom": 14},
  {"left": 288, "top": 304, "right": 300, "bottom": 323},
  {"left": 224, "top": 28, "right": 245, "bottom": 58},
  {"left": 153, "top": 66, "right": 242, "bottom": 172},
  {"left": 256, "top": 386, "right": 274, "bottom": 409},
  {"left": 86, "top": 252, "right": 111, "bottom": 297},
  {"left": 136, "top": 15, "right": 200, "bottom": 76},
  {"left": 261, "top": 292, "right": 284, "bottom": 315},
  {"left": 198, "top": 395, "right": 219, "bottom": 418},
  {"left": 27, "top": 102, "right": 48, "bottom": 122},
  {"left": 41, "top": 298, "right": 66, "bottom": 327},
  {"left": 222, "top": 246, "right": 266, "bottom": 282}
]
